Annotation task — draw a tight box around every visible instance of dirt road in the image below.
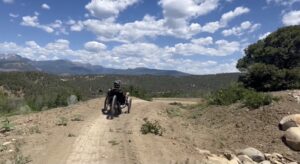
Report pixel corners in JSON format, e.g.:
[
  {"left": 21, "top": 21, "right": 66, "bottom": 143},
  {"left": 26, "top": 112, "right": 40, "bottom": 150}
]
[
  {"left": 25, "top": 98, "right": 206, "bottom": 164},
  {"left": 1, "top": 94, "right": 300, "bottom": 163}
]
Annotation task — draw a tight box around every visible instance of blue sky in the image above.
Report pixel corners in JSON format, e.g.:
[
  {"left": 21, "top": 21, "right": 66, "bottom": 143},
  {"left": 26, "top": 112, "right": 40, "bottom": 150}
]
[{"left": 0, "top": 0, "right": 299, "bottom": 74}]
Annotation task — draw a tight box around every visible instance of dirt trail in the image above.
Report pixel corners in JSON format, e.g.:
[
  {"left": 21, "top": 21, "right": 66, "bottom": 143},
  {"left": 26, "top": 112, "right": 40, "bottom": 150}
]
[
  {"left": 28, "top": 98, "right": 205, "bottom": 164},
  {"left": 2, "top": 94, "right": 299, "bottom": 163}
]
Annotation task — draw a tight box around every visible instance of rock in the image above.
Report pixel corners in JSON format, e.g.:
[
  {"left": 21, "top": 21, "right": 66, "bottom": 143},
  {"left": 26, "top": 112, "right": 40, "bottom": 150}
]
[
  {"left": 290, "top": 90, "right": 300, "bottom": 103},
  {"left": 237, "top": 155, "right": 256, "bottom": 164},
  {"left": 67, "top": 95, "right": 78, "bottom": 105},
  {"left": 195, "top": 148, "right": 211, "bottom": 155},
  {"left": 238, "top": 147, "right": 265, "bottom": 162},
  {"left": 2, "top": 141, "right": 12, "bottom": 146},
  {"left": 283, "top": 127, "right": 300, "bottom": 151},
  {"left": 259, "top": 161, "right": 271, "bottom": 164},
  {"left": 204, "top": 154, "right": 240, "bottom": 164},
  {"left": 279, "top": 114, "right": 300, "bottom": 131}
]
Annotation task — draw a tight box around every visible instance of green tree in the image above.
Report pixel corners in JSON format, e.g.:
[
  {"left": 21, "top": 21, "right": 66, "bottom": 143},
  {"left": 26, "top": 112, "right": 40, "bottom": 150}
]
[{"left": 237, "top": 25, "right": 300, "bottom": 91}]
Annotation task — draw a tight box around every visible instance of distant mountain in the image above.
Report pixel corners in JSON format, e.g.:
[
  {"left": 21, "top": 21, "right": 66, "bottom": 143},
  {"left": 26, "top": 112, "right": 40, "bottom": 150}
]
[{"left": 0, "top": 54, "right": 189, "bottom": 76}]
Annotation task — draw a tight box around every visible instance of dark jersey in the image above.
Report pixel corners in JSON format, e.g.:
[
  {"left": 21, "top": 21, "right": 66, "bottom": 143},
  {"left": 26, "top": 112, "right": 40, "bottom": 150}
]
[{"left": 108, "top": 88, "right": 126, "bottom": 105}]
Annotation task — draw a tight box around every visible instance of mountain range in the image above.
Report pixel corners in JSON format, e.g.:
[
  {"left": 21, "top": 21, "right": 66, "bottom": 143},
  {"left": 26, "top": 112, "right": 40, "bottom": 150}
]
[{"left": 0, "top": 54, "right": 189, "bottom": 76}]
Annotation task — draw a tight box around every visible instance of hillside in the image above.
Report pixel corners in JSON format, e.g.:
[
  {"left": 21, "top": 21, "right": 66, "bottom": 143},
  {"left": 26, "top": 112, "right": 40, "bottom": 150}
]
[
  {"left": 0, "top": 54, "right": 188, "bottom": 76},
  {"left": 0, "top": 72, "right": 238, "bottom": 114}
]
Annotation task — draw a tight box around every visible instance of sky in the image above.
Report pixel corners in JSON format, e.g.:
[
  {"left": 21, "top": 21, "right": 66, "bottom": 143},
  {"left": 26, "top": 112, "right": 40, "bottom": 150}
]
[{"left": 0, "top": 0, "right": 299, "bottom": 74}]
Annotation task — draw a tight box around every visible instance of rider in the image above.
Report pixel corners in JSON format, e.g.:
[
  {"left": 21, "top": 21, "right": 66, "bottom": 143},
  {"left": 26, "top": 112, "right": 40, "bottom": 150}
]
[{"left": 109, "top": 80, "right": 126, "bottom": 105}]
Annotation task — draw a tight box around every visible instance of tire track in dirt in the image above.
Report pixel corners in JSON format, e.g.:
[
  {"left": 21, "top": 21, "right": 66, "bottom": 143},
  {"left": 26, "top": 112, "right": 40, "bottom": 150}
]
[{"left": 65, "top": 99, "right": 149, "bottom": 164}]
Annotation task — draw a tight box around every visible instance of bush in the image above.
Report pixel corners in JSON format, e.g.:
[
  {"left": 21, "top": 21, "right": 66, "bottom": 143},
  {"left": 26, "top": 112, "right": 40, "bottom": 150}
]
[
  {"left": 56, "top": 117, "right": 68, "bottom": 126},
  {"left": 1, "top": 118, "right": 14, "bottom": 133},
  {"left": 208, "top": 84, "right": 248, "bottom": 105},
  {"left": 208, "top": 84, "right": 272, "bottom": 109},
  {"left": 242, "top": 90, "right": 273, "bottom": 109},
  {"left": 140, "top": 118, "right": 165, "bottom": 136}
]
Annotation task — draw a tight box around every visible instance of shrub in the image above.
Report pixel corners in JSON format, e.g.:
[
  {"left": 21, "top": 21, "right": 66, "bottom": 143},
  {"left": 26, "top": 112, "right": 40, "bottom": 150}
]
[
  {"left": 71, "top": 114, "right": 84, "bottom": 121},
  {"left": 208, "top": 84, "right": 248, "bottom": 105},
  {"left": 166, "top": 108, "right": 181, "bottom": 118},
  {"left": 140, "top": 118, "right": 165, "bottom": 136},
  {"left": 242, "top": 90, "right": 273, "bottom": 109},
  {"left": 56, "top": 117, "right": 68, "bottom": 126},
  {"left": 1, "top": 117, "right": 14, "bottom": 133},
  {"left": 208, "top": 84, "right": 272, "bottom": 109}
]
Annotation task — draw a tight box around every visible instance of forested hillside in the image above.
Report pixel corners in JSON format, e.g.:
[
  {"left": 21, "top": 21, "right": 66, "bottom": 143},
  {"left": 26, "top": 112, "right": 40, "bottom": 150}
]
[{"left": 0, "top": 72, "right": 239, "bottom": 114}]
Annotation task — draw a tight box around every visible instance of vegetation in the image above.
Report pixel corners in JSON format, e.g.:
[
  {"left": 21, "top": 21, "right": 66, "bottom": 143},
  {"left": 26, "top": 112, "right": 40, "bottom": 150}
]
[
  {"left": 140, "top": 118, "right": 165, "bottom": 136},
  {"left": 1, "top": 118, "right": 14, "bottom": 133},
  {"left": 208, "top": 84, "right": 273, "bottom": 109},
  {"left": 71, "top": 114, "right": 84, "bottom": 121},
  {"left": 12, "top": 140, "right": 31, "bottom": 164},
  {"left": 56, "top": 117, "right": 68, "bottom": 126},
  {"left": 0, "top": 72, "right": 238, "bottom": 115},
  {"left": 237, "top": 25, "right": 300, "bottom": 91}
]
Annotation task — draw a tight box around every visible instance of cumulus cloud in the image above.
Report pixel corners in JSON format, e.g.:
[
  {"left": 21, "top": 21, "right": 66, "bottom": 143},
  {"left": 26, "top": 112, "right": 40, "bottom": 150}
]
[
  {"left": 2, "top": 0, "right": 14, "bottom": 4},
  {"left": 84, "top": 41, "right": 107, "bottom": 52},
  {"left": 21, "top": 15, "right": 54, "bottom": 33},
  {"left": 282, "top": 10, "right": 300, "bottom": 25},
  {"left": 85, "top": 0, "right": 138, "bottom": 20},
  {"left": 20, "top": 15, "right": 68, "bottom": 35},
  {"left": 0, "top": 36, "right": 240, "bottom": 74},
  {"left": 41, "top": 3, "right": 50, "bottom": 10},
  {"left": 167, "top": 37, "right": 240, "bottom": 56},
  {"left": 222, "top": 21, "right": 261, "bottom": 36},
  {"left": 159, "top": 0, "right": 219, "bottom": 28},
  {"left": 266, "top": 0, "right": 300, "bottom": 6},
  {"left": 202, "top": 6, "right": 250, "bottom": 33}
]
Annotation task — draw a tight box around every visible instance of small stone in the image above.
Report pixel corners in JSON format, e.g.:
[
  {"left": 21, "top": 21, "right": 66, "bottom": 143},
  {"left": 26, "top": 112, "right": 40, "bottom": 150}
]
[
  {"left": 259, "top": 161, "right": 271, "bottom": 164},
  {"left": 238, "top": 155, "right": 256, "bottom": 164},
  {"left": 2, "top": 141, "right": 12, "bottom": 146},
  {"left": 238, "top": 147, "right": 265, "bottom": 162}
]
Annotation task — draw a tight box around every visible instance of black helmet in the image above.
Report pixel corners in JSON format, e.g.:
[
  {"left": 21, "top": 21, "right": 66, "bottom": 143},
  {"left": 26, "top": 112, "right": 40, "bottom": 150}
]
[{"left": 113, "top": 80, "right": 121, "bottom": 89}]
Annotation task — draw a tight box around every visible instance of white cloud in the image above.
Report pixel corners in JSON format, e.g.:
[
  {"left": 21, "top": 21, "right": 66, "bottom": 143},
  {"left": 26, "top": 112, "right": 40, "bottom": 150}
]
[
  {"left": 21, "top": 15, "right": 54, "bottom": 33},
  {"left": 259, "top": 32, "right": 271, "bottom": 40},
  {"left": 85, "top": 0, "right": 138, "bottom": 20},
  {"left": 0, "top": 37, "right": 240, "bottom": 74},
  {"left": 267, "top": 0, "right": 300, "bottom": 6},
  {"left": 70, "top": 21, "right": 84, "bottom": 31},
  {"left": 202, "top": 6, "right": 250, "bottom": 33},
  {"left": 222, "top": 21, "right": 261, "bottom": 36},
  {"left": 9, "top": 13, "right": 19, "bottom": 18},
  {"left": 84, "top": 41, "right": 107, "bottom": 52},
  {"left": 20, "top": 15, "right": 68, "bottom": 35},
  {"left": 159, "top": 0, "right": 219, "bottom": 28},
  {"left": 41, "top": 3, "right": 50, "bottom": 10},
  {"left": 2, "top": 0, "right": 13, "bottom": 4},
  {"left": 78, "top": 0, "right": 220, "bottom": 42},
  {"left": 167, "top": 37, "right": 240, "bottom": 56},
  {"left": 282, "top": 10, "right": 300, "bottom": 25}
]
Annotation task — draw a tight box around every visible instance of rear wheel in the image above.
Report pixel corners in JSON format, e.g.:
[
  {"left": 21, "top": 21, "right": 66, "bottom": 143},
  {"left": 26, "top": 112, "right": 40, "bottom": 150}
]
[
  {"left": 127, "top": 98, "right": 132, "bottom": 113},
  {"left": 110, "top": 95, "right": 117, "bottom": 118}
]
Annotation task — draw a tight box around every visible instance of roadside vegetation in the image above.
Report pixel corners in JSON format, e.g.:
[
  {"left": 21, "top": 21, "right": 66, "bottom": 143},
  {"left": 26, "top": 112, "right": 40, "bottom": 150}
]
[
  {"left": 208, "top": 84, "right": 273, "bottom": 109},
  {"left": 0, "top": 71, "right": 238, "bottom": 115},
  {"left": 207, "top": 25, "right": 300, "bottom": 109},
  {"left": 140, "top": 118, "right": 165, "bottom": 136}
]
